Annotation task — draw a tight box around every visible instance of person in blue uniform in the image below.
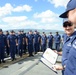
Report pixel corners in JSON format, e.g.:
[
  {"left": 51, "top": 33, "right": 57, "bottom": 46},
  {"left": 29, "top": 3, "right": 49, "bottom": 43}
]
[
  {"left": 54, "top": 20, "right": 76, "bottom": 75},
  {"left": 7, "top": 30, "right": 17, "bottom": 61},
  {"left": 13, "top": 31, "right": 18, "bottom": 55},
  {"left": 47, "top": 32, "right": 53, "bottom": 49},
  {"left": 64, "top": 38, "right": 76, "bottom": 75},
  {"left": 24, "top": 32, "right": 26, "bottom": 54},
  {"left": 17, "top": 31, "right": 24, "bottom": 57},
  {"left": 26, "top": 30, "right": 34, "bottom": 57},
  {"left": 5, "top": 31, "right": 9, "bottom": 57},
  {"left": 41, "top": 32, "right": 47, "bottom": 52},
  {"left": 0, "top": 29, "right": 6, "bottom": 63},
  {"left": 37, "top": 32, "right": 41, "bottom": 52},
  {"left": 33, "top": 30, "right": 39, "bottom": 54},
  {"left": 26, "top": 32, "right": 29, "bottom": 51},
  {"left": 54, "top": 32, "right": 61, "bottom": 52},
  {"left": 2, "top": 31, "right": 7, "bottom": 58},
  {"left": 61, "top": 21, "right": 76, "bottom": 75},
  {"left": 59, "top": 0, "right": 76, "bottom": 75},
  {"left": 21, "top": 30, "right": 26, "bottom": 54}
]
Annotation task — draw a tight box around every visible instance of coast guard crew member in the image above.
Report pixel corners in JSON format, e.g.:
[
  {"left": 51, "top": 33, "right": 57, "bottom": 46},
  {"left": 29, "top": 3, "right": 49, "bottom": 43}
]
[
  {"left": 2, "top": 31, "right": 7, "bottom": 58},
  {"left": 54, "top": 32, "right": 61, "bottom": 52},
  {"left": 62, "top": 21, "right": 76, "bottom": 75},
  {"left": 7, "top": 30, "right": 17, "bottom": 61},
  {"left": 33, "top": 30, "right": 39, "bottom": 54},
  {"left": 24, "top": 32, "right": 26, "bottom": 54},
  {"left": 26, "top": 30, "right": 34, "bottom": 57},
  {"left": 59, "top": 0, "right": 76, "bottom": 75},
  {"left": 17, "top": 31, "right": 24, "bottom": 57},
  {"left": 37, "top": 32, "right": 41, "bottom": 52},
  {"left": 54, "top": 20, "right": 76, "bottom": 75},
  {"left": 5, "top": 31, "right": 9, "bottom": 56},
  {"left": 47, "top": 32, "right": 53, "bottom": 49},
  {"left": 0, "top": 29, "right": 6, "bottom": 63},
  {"left": 21, "top": 30, "right": 25, "bottom": 54},
  {"left": 26, "top": 32, "right": 29, "bottom": 51},
  {"left": 41, "top": 32, "right": 47, "bottom": 52}
]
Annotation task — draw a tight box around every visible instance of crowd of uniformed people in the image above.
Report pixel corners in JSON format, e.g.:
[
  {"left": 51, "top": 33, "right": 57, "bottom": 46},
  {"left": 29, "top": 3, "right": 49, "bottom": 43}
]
[{"left": 0, "top": 28, "right": 62, "bottom": 64}]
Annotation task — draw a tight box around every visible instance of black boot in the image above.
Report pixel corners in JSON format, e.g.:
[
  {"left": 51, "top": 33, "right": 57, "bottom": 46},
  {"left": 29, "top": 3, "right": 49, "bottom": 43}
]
[{"left": 2, "top": 60, "right": 5, "bottom": 63}]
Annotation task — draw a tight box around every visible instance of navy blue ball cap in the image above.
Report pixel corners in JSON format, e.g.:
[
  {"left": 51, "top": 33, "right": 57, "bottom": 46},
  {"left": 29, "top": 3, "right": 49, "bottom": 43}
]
[
  {"left": 10, "top": 30, "right": 14, "bottom": 33},
  {"left": 35, "top": 30, "right": 37, "bottom": 32},
  {"left": 59, "top": 0, "right": 76, "bottom": 18},
  {"left": 6, "top": 31, "right": 8, "bottom": 32},
  {"left": 29, "top": 30, "right": 32, "bottom": 32},
  {"left": 0, "top": 29, "right": 2, "bottom": 32}
]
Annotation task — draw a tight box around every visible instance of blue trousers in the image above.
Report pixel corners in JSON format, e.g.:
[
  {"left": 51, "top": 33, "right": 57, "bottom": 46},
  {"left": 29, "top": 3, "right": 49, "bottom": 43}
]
[
  {"left": 34, "top": 43, "right": 38, "bottom": 53},
  {"left": 23, "top": 43, "right": 26, "bottom": 53},
  {"left": 38, "top": 43, "right": 41, "bottom": 51},
  {"left": 10, "top": 45, "right": 16, "bottom": 59},
  {"left": 41, "top": 44, "right": 46, "bottom": 52},
  {"left": 55, "top": 43, "right": 60, "bottom": 51},
  {"left": 6, "top": 45, "right": 9, "bottom": 55},
  {"left": 48, "top": 42, "right": 53, "bottom": 49},
  {"left": 0, "top": 46, "right": 5, "bottom": 61},
  {"left": 17, "top": 44, "right": 23, "bottom": 57},
  {"left": 28, "top": 44, "right": 33, "bottom": 55}
]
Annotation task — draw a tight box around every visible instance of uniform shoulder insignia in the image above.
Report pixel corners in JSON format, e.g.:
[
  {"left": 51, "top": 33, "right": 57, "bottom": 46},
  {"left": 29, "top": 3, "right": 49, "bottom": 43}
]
[{"left": 67, "top": 43, "right": 71, "bottom": 46}]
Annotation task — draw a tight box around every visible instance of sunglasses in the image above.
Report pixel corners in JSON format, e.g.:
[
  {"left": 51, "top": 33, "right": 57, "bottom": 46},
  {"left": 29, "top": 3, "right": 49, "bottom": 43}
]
[{"left": 63, "top": 21, "right": 73, "bottom": 27}]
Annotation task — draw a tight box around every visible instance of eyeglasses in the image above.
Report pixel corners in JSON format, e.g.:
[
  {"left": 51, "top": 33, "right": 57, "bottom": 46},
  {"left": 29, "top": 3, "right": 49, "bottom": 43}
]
[{"left": 63, "top": 21, "right": 73, "bottom": 27}]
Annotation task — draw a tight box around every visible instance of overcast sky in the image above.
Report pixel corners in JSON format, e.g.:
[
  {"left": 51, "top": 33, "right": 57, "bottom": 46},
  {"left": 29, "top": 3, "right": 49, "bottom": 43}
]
[{"left": 0, "top": 0, "right": 70, "bottom": 31}]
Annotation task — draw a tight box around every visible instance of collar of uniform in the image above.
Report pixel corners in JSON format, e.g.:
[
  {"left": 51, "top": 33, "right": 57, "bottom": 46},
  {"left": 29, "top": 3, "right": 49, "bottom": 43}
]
[
  {"left": 70, "top": 31, "right": 76, "bottom": 37},
  {"left": 66, "top": 31, "right": 76, "bottom": 40}
]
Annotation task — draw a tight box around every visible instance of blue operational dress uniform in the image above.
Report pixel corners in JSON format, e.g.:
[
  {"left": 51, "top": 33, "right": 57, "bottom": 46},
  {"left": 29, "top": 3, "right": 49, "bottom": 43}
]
[
  {"left": 47, "top": 34, "right": 53, "bottom": 49},
  {"left": 58, "top": 0, "right": 76, "bottom": 74},
  {"left": 17, "top": 33, "right": 24, "bottom": 57},
  {"left": 64, "top": 32, "right": 76, "bottom": 75},
  {"left": 15, "top": 33, "right": 18, "bottom": 54},
  {"left": 41, "top": 35, "right": 47, "bottom": 52},
  {"left": 7, "top": 33, "right": 17, "bottom": 61},
  {"left": 54, "top": 33, "right": 61, "bottom": 51},
  {"left": 33, "top": 33, "right": 39, "bottom": 54},
  {"left": 5, "top": 33, "right": 9, "bottom": 56},
  {"left": 23, "top": 33, "right": 26, "bottom": 54},
  {"left": 0, "top": 32, "right": 6, "bottom": 63},
  {"left": 26, "top": 32, "right": 29, "bottom": 51},
  {"left": 2, "top": 33, "right": 6, "bottom": 57},
  {"left": 38, "top": 33, "right": 41, "bottom": 52},
  {"left": 62, "top": 31, "right": 76, "bottom": 75},
  {"left": 21, "top": 32, "right": 26, "bottom": 54},
  {"left": 26, "top": 34, "right": 34, "bottom": 56}
]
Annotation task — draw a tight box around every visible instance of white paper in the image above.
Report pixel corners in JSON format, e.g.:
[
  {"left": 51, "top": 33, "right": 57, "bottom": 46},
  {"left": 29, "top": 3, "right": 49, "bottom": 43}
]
[
  {"left": 40, "top": 48, "right": 58, "bottom": 73},
  {"left": 43, "top": 48, "right": 58, "bottom": 64}
]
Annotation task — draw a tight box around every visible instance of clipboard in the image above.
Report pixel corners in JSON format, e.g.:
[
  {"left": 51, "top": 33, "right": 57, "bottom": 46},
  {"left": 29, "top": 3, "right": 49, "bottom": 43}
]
[{"left": 40, "top": 48, "right": 58, "bottom": 74}]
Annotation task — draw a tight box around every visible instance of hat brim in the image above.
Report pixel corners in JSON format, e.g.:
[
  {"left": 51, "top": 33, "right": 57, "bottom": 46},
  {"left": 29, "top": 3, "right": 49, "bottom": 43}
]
[{"left": 59, "top": 11, "right": 69, "bottom": 18}]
